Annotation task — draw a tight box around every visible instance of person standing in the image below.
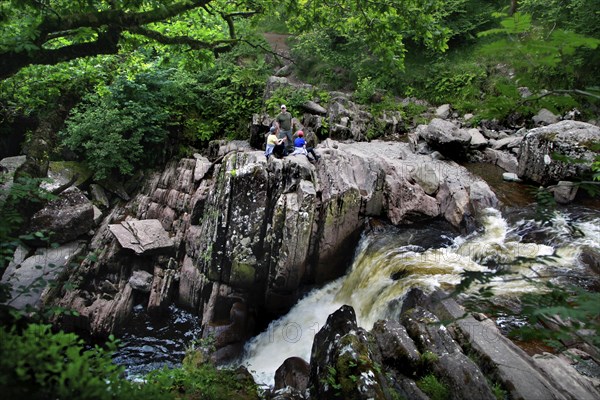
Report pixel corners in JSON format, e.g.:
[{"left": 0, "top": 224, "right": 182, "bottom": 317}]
[{"left": 276, "top": 104, "right": 294, "bottom": 153}]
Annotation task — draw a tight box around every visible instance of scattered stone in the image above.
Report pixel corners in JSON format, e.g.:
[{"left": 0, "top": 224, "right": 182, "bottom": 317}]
[
  {"left": 435, "top": 104, "right": 451, "bottom": 119},
  {"left": 301, "top": 100, "right": 327, "bottom": 115},
  {"left": 468, "top": 128, "right": 488, "bottom": 148},
  {"left": 550, "top": 180, "right": 578, "bottom": 204},
  {"left": 128, "top": 270, "right": 153, "bottom": 292},
  {"left": 503, "top": 172, "right": 522, "bottom": 182},
  {"left": 533, "top": 108, "right": 559, "bottom": 125}
]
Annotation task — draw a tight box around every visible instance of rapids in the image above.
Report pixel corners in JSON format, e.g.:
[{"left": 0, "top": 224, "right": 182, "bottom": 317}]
[{"left": 239, "top": 206, "right": 600, "bottom": 386}]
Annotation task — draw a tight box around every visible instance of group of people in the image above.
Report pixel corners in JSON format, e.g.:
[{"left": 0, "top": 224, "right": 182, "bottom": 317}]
[{"left": 265, "top": 104, "right": 321, "bottom": 162}]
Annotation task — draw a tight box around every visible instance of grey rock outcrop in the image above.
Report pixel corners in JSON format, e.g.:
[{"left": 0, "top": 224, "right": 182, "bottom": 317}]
[
  {"left": 50, "top": 141, "right": 496, "bottom": 351},
  {"left": 517, "top": 121, "right": 600, "bottom": 185}
]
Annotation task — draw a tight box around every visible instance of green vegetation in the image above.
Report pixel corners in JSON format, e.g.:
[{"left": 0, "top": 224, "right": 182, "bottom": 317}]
[
  {"left": 416, "top": 374, "right": 450, "bottom": 400},
  {"left": 1, "top": 1, "right": 599, "bottom": 398},
  {"left": 0, "top": 322, "right": 258, "bottom": 400}
]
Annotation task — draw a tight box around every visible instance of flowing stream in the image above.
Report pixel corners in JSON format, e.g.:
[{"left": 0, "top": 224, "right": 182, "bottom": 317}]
[
  {"left": 239, "top": 206, "right": 600, "bottom": 386},
  {"left": 111, "top": 173, "right": 599, "bottom": 386}
]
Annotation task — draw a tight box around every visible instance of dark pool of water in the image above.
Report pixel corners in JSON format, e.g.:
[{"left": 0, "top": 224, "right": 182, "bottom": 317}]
[{"left": 112, "top": 304, "right": 201, "bottom": 379}]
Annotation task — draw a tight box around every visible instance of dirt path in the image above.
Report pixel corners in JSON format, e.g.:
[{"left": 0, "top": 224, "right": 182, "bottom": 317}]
[{"left": 262, "top": 32, "right": 304, "bottom": 84}]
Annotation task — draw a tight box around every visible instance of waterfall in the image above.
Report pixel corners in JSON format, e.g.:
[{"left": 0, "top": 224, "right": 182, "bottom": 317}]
[{"left": 239, "top": 207, "right": 600, "bottom": 386}]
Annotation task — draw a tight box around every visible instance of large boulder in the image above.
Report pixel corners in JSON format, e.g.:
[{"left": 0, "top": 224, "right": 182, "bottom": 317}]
[
  {"left": 517, "top": 121, "right": 600, "bottom": 185},
  {"left": 417, "top": 119, "right": 472, "bottom": 158},
  {"left": 29, "top": 187, "right": 94, "bottom": 244},
  {"left": 309, "top": 305, "right": 390, "bottom": 399}
]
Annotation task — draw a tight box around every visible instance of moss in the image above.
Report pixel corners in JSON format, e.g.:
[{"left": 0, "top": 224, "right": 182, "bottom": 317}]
[
  {"left": 48, "top": 161, "right": 92, "bottom": 186},
  {"left": 230, "top": 259, "right": 256, "bottom": 288}
]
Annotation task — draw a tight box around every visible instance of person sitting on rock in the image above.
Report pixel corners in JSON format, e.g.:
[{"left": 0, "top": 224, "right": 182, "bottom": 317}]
[
  {"left": 265, "top": 126, "right": 286, "bottom": 159},
  {"left": 291, "top": 130, "right": 320, "bottom": 162}
]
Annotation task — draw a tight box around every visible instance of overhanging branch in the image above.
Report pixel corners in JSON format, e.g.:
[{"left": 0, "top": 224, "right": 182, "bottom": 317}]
[{"left": 129, "top": 27, "right": 237, "bottom": 51}]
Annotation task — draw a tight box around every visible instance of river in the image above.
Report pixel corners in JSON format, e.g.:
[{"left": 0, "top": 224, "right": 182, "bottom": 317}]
[{"left": 239, "top": 204, "right": 600, "bottom": 386}]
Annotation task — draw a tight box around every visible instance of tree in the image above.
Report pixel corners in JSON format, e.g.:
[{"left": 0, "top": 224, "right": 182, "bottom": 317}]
[
  {"left": 0, "top": 0, "right": 273, "bottom": 80},
  {"left": 288, "top": 0, "right": 452, "bottom": 72}
]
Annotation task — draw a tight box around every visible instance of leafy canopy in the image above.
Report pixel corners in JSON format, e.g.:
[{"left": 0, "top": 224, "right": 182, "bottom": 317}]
[
  {"left": 0, "top": 0, "right": 279, "bottom": 80},
  {"left": 289, "top": 0, "right": 451, "bottom": 73}
]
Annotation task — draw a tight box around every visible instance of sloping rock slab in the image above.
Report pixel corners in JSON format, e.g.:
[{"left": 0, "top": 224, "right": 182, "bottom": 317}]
[
  {"left": 1, "top": 241, "right": 86, "bottom": 309},
  {"left": 109, "top": 219, "right": 174, "bottom": 255},
  {"left": 429, "top": 293, "right": 570, "bottom": 400}
]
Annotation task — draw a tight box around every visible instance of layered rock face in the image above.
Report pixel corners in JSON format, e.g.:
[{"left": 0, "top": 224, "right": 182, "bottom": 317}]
[{"left": 52, "top": 140, "right": 497, "bottom": 359}]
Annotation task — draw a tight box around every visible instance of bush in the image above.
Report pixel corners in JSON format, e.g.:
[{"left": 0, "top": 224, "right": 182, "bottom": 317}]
[
  {"left": 0, "top": 324, "right": 160, "bottom": 400},
  {"left": 60, "top": 71, "right": 177, "bottom": 180}
]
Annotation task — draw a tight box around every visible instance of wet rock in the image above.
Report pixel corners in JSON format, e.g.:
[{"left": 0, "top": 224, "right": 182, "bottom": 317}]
[
  {"left": 109, "top": 219, "right": 175, "bottom": 255},
  {"left": 29, "top": 187, "right": 94, "bottom": 244},
  {"left": 274, "top": 357, "right": 310, "bottom": 391},
  {"left": 580, "top": 247, "right": 600, "bottom": 275},
  {"left": 549, "top": 180, "right": 578, "bottom": 204},
  {"left": 309, "top": 305, "right": 389, "bottom": 399}
]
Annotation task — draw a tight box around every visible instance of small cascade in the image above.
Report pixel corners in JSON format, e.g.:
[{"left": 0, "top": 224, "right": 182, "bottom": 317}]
[{"left": 239, "top": 206, "right": 600, "bottom": 386}]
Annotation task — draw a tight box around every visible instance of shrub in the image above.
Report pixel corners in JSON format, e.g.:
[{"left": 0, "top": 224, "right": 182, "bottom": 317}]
[
  {"left": 0, "top": 324, "right": 160, "bottom": 400},
  {"left": 60, "top": 72, "right": 176, "bottom": 180}
]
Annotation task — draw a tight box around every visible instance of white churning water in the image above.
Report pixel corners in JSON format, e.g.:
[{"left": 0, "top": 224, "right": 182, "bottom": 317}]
[{"left": 239, "top": 207, "right": 600, "bottom": 386}]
